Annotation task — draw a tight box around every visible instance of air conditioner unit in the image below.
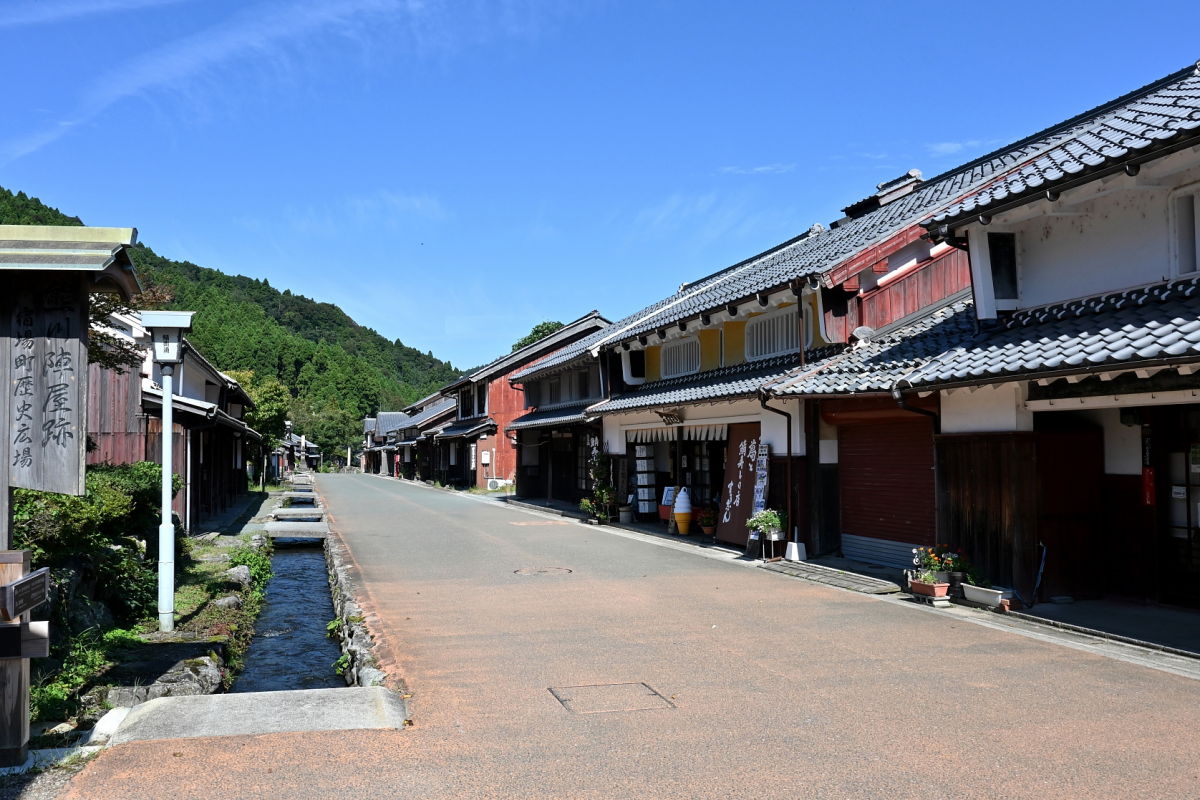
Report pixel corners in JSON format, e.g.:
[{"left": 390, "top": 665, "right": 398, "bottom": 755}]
[{"left": 487, "top": 478, "right": 507, "bottom": 491}]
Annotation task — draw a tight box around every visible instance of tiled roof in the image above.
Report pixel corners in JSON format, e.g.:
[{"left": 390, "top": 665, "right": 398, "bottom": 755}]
[
  {"left": 587, "top": 353, "right": 802, "bottom": 415},
  {"left": 587, "top": 64, "right": 1200, "bottom": 352},
  {"left": 401, "top": 397, "right": 456, "bottom": 430},
  {"left": 505, "top": 403, "right": 594, "bottom": 431},
  {"left": 443, "top": 310, "right": 610, "bottom": 391},
  {"left": 437, "top": 418, "right": 496, "bottom": 439},
  {"left": 508, "top": 324, "right": 611, "bottom": 383},
  {"left": 901, "top": 278, "right": 1200, "bottom": 388},
  {"left": 767, "top": 295, "right": 977, "bottom": 395},
  {"left": 927, "top": 62, "right": 1200, "bottom": 227},
  {"left": 362, "top": 417, "right": 376, "bottom": 434},
  {"left": 375, "top": 411, "right": 411, "bottom": 435}
]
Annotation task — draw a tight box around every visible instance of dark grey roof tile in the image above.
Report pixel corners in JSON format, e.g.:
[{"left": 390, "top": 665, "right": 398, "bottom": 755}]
[
  {"left": 928, "top": 65, "right": 1200, "bottom": 227},
  {"left": 903, "top": 277, "right": 1200, "bottom": 387}
]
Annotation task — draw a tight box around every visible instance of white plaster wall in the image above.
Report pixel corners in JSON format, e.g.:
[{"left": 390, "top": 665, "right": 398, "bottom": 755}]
[
  {"left": 760, "top": 397, "right": 805, "bottom": 455},
  {"left": 940, "top": 383, "right": 1033, "bottom": 433},
  {"left": 1078, "top": 408, "right": 1141, "bottom": 475},
  {"left": 1015, "top": 186, "right": 1169, "bottom": 306},
  {"left": 987, "top": 153, "right": 1200, "bottom": 309}
]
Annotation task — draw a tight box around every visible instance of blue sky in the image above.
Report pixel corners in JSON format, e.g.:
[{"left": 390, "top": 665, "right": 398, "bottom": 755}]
[{"left": 3, "top": 0, "right": 1199, "bottom": 369}]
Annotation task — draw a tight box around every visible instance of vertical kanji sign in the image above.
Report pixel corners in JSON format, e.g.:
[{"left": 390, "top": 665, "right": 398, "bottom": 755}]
[
  {"left": 714, "top": 422, "right": 761, "bottom": 547},
  {"left": 7, "top": 274, "right": 87, "bottom": 497}
]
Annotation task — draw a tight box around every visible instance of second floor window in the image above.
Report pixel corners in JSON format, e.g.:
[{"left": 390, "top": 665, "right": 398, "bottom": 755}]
[
  {"left": 661, "top": 338, "right": 700, "bottom": 378},
  {"left": 746, "top": 308, "right": 799, "bottom": 361},
  {"left": 1174, "top": 189, "right": 1200, "bottom": 275},
  {"left": 988, "top": 232, "right": 1018, "bottom": 302}
]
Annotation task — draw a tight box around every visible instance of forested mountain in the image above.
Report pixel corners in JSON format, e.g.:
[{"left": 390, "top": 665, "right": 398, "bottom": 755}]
[{"left": 0, "top": 187, "right": 463, "bottom": 452}]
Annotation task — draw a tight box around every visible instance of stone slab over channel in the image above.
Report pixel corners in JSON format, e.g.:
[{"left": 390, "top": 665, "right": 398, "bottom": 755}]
[
  {"left": 264, "top": 521, "right": 329, "bottom": 537},
  {"left": 281, "top": 492, "right": 319, "bottom": 502},
  {"left": 108, "top": 687, "right": 408, "bottom": 745},
  {"left": 270, "top": 508, "right": 327, "bottom": 520}
]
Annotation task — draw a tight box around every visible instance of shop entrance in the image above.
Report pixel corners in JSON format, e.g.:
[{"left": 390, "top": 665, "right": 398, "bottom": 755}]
[{"left": 1148, "top": 406, "right": 1200, "bottom": 607}]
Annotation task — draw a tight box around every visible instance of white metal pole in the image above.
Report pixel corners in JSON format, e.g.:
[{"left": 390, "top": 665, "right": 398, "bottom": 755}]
[{"left": 158, "top": 366, "right": 176, "bottom": 632}]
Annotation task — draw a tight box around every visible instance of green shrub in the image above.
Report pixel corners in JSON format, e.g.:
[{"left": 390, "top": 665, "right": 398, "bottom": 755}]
[{"left": 12, "top": 461, "right": 182, "bottom": 626}]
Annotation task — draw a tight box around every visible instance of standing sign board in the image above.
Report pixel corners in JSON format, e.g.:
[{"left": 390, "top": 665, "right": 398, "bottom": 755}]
[
  {"left": 714, "top": 423, "right": 761, "bottom": 546},
  {"left": 6, "top": 275, "right": 88, "bottom": 496},
  {"left": 751, "top": 444, "right": 769, "bottom": 516}
]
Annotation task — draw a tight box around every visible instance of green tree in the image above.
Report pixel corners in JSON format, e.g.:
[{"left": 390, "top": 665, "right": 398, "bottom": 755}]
[
  {"left": 512, "top": 320, "right": 564, "bottom": 352},
  {"left": 225, "top": 370, "right": 291, "bottom": 445}
]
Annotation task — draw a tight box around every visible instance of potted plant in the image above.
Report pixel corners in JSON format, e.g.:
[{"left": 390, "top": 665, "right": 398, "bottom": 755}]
[
  {"left": 961, "top": 566, "right": 1007, "bottom": 607},
  {"left": 696, "top": 505, "right": 717, "bottom": 535},
  {"left": 909, "top": 546, "right": 952, "bottom": 597},
  {"left": 746, "top": 509, "right": 783, "bottom": 540}
]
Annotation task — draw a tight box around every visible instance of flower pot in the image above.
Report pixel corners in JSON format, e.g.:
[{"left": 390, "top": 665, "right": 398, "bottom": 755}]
[
  {"left": 962, "top": 584, "right": 1004, "bottom": 607},
  {"left": 909, "top": 580, "right": 950, "bottom": 598},
  {"left": 618, "top": 507, "right": 633, "bottom": 524},
  {"left": 700, "top": 525, "right": 715, "bottom": 536}
]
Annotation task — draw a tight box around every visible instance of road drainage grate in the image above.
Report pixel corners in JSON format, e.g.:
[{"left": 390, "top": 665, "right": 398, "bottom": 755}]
[
  {"left": 549, "top": 682, "right": 675, "bottom": 714},
  {"left": 513, "top": 567, "right": 573, "bottom": 576}
]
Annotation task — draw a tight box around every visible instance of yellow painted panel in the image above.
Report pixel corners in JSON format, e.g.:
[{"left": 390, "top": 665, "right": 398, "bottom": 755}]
[
  {"left": 723, "top": 321, "right": 746, "bottom": 365},
  {"left": 645, "top": 346, "right": 661, "bottom": 382},
  {"left": 804, "top": 293, "right": 830, "bottom": 348},
  {"left": 698, "top": 329, "right": 721, "bottom": 371}
]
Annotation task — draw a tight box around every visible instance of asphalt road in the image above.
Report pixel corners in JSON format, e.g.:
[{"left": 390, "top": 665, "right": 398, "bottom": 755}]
[{"left": 66, "top": 474, "right": 1200, "bottom": 799}]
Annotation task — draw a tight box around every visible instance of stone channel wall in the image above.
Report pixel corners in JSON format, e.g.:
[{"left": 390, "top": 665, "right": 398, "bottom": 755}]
[{"left": 323, "top": 534, "right": 387, "bottom": 687}]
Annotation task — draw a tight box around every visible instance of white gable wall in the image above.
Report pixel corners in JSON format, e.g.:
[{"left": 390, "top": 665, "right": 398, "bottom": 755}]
[{"left": 967, "top": 150, "right": 1200, "bottom": 315}]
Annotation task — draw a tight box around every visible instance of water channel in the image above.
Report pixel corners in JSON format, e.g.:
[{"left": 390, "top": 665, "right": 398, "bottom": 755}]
[{"left": 230, "top": 542, "right": 343, "bottom": 693}]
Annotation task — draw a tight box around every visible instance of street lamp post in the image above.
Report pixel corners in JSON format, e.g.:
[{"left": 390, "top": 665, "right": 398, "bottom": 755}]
[{"left": 140, "top": 310, "right": 195, "bottom": 632}]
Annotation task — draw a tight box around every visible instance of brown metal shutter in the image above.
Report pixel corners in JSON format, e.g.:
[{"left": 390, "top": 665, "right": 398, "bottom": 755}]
[{"left": 839, "top": 419, "right": 935, "bottom": 546}]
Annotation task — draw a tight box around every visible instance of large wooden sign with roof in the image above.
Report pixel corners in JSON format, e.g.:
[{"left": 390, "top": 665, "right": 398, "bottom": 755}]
[
  {"left": 1, "top": 226, "right": 140, "bottom": 496},
  {"left": 0, "top": 225, "right": 140, "bottom": 767}
]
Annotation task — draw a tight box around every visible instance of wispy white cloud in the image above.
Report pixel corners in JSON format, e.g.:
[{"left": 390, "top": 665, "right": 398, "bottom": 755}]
[
  {"left": 926, "top": 138, "right": 1003, "bottom": 157},
  {"left": 1, "top": 0, "right": 574, "bottom": 163},
  {"left": 284, "top": 189, "right": 448, "bottom": 236},
  {"left": 718, "top": 163, "right": 796, "bottom": 176},
  {"left": 0, "top": 0, "right": 192, "bottom": 29},
  {"left": 630, "top": 190, "right": 797, "bottom": 249}
]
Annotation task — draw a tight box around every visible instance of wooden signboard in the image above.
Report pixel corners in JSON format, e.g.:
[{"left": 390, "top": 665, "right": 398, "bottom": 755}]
[
  {"left": 1, "top": 568, "right": 49, "bottom": 621},
  {"left": 713, "top": 423, "right": 761, "bottom": 546},
  {"left": 6, "top": 275, "right": 88, "bottom": 496}
]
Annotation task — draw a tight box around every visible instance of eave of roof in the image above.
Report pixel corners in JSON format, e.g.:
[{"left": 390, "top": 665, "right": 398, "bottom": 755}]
[
  {"left": 900, "top": 278, "right": 1200, "bottom": 389},
  {"left": 766, "top": 293, "right": 976, "bottom": 396},
  {"left": 0, "top": 226, "right": 142, "bottom": 299},
  {"left": 924, "top": 62, "right": 1200, "bottom": 231},
  {"left": 587, "top": 353, "right": 802, "bottom": 416},
  {"left": 505, "top": 403, "right": 594, "bottom": 431},
  {"left": 442, "top": 310, "right": 610, "bottom": 391}
]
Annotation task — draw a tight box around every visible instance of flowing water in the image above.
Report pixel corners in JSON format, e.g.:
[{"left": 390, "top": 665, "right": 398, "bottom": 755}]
[{"left": 230, "top": 543, "right": 344, "bottom": 693}]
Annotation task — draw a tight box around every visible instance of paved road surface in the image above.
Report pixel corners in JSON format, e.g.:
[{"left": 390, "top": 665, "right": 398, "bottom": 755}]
[{"left": 66, "top": 474, "right": 1200, "bottom": 799}]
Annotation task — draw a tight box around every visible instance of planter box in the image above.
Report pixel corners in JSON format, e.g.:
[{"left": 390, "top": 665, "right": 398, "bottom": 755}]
[
  {"left": 909, "top": 580, "right": 949, "bottom": 598},
  {"left": 962, "top": 584, "right": 1004, "bottom": 607}
]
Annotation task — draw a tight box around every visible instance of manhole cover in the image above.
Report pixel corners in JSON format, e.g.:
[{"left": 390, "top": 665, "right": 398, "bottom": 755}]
[
  {"left": 549, "top": 683, "right": 675, "bottom": 714},
  {"left": 513, "top": 567, "right": 573, "bottom": 576}
]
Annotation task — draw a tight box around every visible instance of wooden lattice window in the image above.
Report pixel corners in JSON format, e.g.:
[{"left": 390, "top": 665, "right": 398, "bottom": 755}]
[
  {"left": 661, "top": 338, "right": 700, "bottom": 378},
  {"left": 745, "top": 309, "right": 799, "bottom": 361}
]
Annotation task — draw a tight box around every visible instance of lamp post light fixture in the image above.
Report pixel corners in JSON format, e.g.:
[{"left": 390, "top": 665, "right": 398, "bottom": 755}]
[{"left": 139, "top": 310, "right": 195, "bottom": 632}]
